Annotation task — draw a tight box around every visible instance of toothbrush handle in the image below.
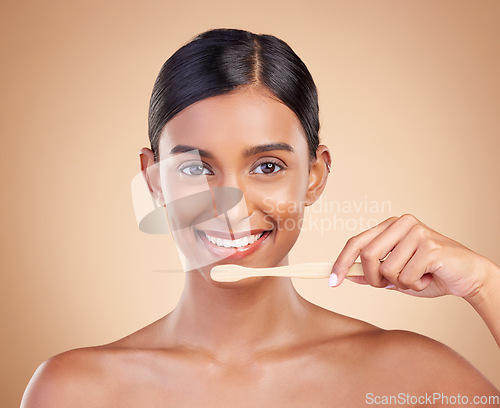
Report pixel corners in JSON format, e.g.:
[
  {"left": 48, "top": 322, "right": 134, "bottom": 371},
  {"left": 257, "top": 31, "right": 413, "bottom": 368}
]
[{"left": 210, "top": 262, "right": 366, "bottom": 282}]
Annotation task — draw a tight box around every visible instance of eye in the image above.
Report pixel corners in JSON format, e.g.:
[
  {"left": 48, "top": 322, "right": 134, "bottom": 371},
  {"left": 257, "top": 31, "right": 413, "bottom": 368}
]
[
  {"left": 252, "top": 161, "right": 284, "bottom": 175},
  {"left": 179, "top": 163, "right": 213, "bottom": 176}
]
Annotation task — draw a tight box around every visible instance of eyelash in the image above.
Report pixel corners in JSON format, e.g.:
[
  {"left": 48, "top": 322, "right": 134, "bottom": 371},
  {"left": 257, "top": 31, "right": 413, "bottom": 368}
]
[
  {"left": 178, "top": 159, "right": 286, "bottom": 176},
  {"left": 250, "top": 159, "right": 285, "bottom": 175},
  {"left": 178, "top": 162, "right": 214, "bottom": 176}
]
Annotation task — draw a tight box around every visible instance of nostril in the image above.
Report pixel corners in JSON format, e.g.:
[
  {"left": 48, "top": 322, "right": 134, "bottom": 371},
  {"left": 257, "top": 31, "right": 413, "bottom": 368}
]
[{"left": 211, "top": 186, "right": 245, "bottom": 215}]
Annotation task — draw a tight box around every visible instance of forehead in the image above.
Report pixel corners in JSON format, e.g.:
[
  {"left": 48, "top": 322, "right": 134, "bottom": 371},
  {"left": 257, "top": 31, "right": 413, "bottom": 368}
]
[{"left": 158, "top": 86, "right": 308, "bottom": 154}]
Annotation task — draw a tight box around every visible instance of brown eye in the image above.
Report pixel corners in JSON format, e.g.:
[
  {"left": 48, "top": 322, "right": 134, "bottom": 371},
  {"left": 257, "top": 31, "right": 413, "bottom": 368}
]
[{"left": 253, "top": 161, "right": 283, "bottom": 175}]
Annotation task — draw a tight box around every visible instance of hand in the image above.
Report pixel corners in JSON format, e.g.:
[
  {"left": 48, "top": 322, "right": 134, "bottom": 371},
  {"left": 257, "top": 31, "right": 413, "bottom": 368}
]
[{"left": 330, "top": 213, "right": 496, "bottom": 299}]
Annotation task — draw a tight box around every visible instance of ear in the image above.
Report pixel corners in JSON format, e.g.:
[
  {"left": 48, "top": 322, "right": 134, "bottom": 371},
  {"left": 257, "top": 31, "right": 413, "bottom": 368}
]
[
  {"left": 305, "top": 145, "right": 331, "bottom": 206},
  {"left": 139, "top": 147, "right": 166, "bottom": 207}
]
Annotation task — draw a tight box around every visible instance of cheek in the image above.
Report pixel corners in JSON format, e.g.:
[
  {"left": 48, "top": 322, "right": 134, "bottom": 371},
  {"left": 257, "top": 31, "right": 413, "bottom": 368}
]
[
  {"left": 253, "top": 175, "right": 309, "bottom": 234},
  {"left": 162, "top": 177, "right": 216, "bottom": 265},
  {"left": 162, "top": 174, "right": 217, "bottom": 231},
  {"left": 166, "top": 189, "right": 214, "bottom": 231},
  {"left": 262, "top": 196, "right": 305, "bottom": 234}
]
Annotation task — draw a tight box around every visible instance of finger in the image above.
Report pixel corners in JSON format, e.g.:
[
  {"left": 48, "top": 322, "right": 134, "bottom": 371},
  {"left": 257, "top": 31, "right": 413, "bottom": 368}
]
[
  {"left": 374, "top": 223, "right": 426, "bottom": 290},
  {"left": 331, "top": 217, "right": 399, "bottom": 286},
  {"left": 397, "top": 244, "right": 436, "bottom": 292},
  {"left": 359, "top": 214, "right": 421, "bottom": 287},
  {"left": 345, "top": 276, "right": 398, "bottom": 290},
  {"left": 344, "top": 275, "right": 369, "bottom": 285}
]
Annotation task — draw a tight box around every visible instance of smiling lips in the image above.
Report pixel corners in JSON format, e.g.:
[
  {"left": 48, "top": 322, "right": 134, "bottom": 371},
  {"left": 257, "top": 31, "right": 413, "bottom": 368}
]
[
  {"left": 203, "top": 231, "right": 264, "bottom": 248},
  {"left": 196, "top": 229, "right": 272, "bottom": 260}
]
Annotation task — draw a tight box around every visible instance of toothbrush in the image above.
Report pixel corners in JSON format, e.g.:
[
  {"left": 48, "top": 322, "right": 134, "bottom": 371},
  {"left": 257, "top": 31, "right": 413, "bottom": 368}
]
[{"left": 210, "top": 262, "right": 366, "bottom": 282}]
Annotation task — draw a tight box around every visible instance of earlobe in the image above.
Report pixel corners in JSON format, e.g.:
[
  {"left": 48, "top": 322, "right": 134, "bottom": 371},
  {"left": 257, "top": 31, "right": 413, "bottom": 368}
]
[
  {"left": 305, "top": 145, "right": 331, "bottom": 206},
  {"left": 139, "top": 148, "right": 165, "bottom": 207}
]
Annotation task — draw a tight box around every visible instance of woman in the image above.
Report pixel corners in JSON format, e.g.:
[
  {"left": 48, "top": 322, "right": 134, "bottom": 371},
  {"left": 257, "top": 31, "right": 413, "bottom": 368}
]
[{"left": 22, "top": 28, "right": 500, "bottom": 407}]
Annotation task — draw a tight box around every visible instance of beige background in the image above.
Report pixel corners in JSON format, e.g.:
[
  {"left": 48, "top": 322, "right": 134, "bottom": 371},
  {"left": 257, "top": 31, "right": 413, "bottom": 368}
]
[{"left": 1, "top": 0, "right": 499, "bottom": 406}]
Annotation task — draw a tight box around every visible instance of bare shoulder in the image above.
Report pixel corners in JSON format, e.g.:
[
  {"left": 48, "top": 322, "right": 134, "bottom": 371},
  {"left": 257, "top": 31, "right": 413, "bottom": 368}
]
[
  {"left": 21, "top": 346, "right": 115, "bottom": 408},
  {"left": 367, "top": 329, "right": 500, "bottom": 395},
  {"left": 21, "top": 319, "right": 173, "bottom": 408},
  {"left": 312, "top": 308, "right": 499, "bottom": 400}
]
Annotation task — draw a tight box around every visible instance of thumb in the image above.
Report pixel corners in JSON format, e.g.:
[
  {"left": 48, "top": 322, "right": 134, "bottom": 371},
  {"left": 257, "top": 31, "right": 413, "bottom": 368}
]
[
  {"left": 329, "top": 262, "right": 363, "bottom": 287},
  {"left": 344, "top": 275, "right": 369, "bottom": 285}
]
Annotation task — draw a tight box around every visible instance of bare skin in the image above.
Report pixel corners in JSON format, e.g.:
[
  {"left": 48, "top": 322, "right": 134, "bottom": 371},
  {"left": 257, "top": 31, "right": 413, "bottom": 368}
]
[{"left": 22, "top": 85, "right": 500, "bottom": 407}]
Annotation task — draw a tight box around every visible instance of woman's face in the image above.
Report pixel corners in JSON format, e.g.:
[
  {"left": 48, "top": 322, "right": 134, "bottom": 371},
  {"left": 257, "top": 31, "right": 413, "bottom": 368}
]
[{"left": 143, "top": 85, "right": 329, "bottom": 282}]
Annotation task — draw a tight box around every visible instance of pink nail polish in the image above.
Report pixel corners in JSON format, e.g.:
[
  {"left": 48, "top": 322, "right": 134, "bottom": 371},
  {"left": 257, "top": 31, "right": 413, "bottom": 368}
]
[{"left": 329, "top": 273, "right": 338, "bottom": 287}]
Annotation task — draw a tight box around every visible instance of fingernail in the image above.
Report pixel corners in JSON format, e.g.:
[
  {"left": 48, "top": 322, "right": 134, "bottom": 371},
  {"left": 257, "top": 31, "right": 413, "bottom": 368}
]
[
  {"left": 329, "top": 273, "right": 338, "bottom": 287},
  {"left": 384, "top": 284, "right": 396, "bottom": 289}
]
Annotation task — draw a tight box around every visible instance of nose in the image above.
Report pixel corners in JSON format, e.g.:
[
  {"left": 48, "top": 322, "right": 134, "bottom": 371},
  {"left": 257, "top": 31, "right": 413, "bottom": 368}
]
[
  {"left": 210, "top": 186, "right": 245, "bottom": 218},
  {"left": 209, "top": 172, "right": 253, "bottom": 231}
]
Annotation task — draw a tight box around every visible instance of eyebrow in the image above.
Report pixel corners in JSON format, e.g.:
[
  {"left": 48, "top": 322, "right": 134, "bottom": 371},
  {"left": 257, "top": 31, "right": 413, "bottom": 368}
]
[
  {"left": 169, "top": 145, "right": 214, "bottom": 158},
  {"left": 169, "top": 143, "right": 294, "bottom": 159},
  {"left": 243, "top": 143, "right": 294, "bottom": 158}
]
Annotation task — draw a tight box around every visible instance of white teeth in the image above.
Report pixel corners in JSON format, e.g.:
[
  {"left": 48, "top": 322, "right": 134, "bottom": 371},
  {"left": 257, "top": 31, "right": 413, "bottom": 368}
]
[{"left": 202, "top": 232, "right": 265, "bottom": 248}]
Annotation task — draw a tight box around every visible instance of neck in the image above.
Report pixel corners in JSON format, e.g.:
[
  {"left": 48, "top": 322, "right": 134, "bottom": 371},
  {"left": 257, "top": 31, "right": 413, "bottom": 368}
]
[{"left": 164, "top": 265, "right": 312, "bottom": 364}]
